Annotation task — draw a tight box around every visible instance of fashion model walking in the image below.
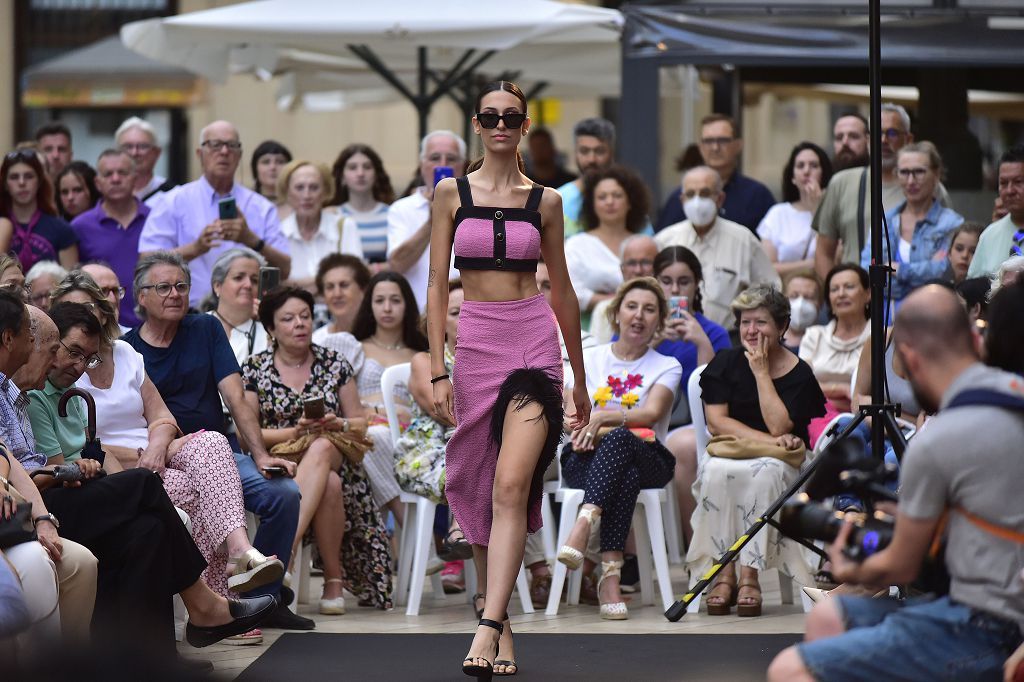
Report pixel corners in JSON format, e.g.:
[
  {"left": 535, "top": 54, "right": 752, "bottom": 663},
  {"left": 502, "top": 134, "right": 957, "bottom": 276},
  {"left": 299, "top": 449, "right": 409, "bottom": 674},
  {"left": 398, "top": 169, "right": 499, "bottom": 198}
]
[{"left": 427, "top": 81, "right": 590, "bottom": 678}]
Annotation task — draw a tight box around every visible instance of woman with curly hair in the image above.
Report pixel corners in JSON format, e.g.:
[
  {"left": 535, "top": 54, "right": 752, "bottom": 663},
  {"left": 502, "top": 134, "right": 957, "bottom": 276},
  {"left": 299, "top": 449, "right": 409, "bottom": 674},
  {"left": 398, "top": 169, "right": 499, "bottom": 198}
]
[{"left": 565, "top": 165, "right": 651, "bottom": 319}]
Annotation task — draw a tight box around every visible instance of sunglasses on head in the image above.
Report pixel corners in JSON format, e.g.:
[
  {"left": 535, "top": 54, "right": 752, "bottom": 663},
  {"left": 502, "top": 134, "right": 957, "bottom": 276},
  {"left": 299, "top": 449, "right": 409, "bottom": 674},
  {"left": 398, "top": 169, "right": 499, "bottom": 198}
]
[
  {"left": 476, "top": 112, "right": 526, "bottom": 130},
  {"left": 4, "top": 150, "right": 38, "bottom": 163}
]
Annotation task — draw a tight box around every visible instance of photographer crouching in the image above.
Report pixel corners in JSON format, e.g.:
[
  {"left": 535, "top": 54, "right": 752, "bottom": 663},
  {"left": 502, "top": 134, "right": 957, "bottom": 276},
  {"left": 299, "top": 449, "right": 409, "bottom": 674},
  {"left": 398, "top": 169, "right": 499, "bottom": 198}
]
[{"left": 769, "top": 284, "right": 1024, "bottom": 682}]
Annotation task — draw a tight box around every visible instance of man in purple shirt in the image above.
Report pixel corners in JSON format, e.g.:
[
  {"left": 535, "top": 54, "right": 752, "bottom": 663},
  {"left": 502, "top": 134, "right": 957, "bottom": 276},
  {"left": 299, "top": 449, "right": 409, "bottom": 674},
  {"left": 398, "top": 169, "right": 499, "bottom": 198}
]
[
  {"left": 71, "top": 149, "right": 149, "bottom": 326},
  {"left": 138, "top": 120, "right": 291, "bottom": 307}
]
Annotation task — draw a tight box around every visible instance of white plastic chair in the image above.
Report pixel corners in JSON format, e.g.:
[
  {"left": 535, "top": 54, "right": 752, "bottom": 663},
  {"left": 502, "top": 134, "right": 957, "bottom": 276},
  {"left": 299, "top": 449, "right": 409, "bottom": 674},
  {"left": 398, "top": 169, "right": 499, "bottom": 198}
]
[
  {"left": 684, "top": 364, "right": 802, "bottom": 615},
  {"left": 380, "top": 363, "right": 534, "bottom": 615}
]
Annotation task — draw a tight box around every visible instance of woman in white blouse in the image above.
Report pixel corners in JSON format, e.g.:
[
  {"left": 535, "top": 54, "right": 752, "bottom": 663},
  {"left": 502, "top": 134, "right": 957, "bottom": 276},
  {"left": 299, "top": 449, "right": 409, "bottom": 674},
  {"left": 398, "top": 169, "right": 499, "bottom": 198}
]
[
  {"left": 757, "top": 143, "right": 832, "bottom": 278},
  {"left": 565, "top": 166, "right": 650, "bottom": 319},
  {"left": 209, "top": 248, "right": 269, "bottom": 361},
  {"left": 278, "top": 160, "right": 364, "bottom": 293}
]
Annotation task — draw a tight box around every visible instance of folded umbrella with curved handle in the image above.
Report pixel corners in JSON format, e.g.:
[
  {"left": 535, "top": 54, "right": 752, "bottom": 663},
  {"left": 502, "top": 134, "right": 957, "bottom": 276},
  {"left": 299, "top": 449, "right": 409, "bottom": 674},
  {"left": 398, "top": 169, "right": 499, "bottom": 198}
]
[{"left": 57, "top": 388, "right": 105, "bottom": 465}]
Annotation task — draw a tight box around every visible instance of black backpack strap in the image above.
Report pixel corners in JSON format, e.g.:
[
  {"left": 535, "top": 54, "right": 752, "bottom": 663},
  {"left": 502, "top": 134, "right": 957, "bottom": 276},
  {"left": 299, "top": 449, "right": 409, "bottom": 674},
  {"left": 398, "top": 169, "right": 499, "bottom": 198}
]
[
  {"left": 857, "top": 168, "right": 868, "bottom": 255},
  {"left": 946, "top": 388, "right": 1024, "bottom": 412},
  {"left": 524, "top": 184, "right": 544, "bottom": 212},
  {"left": 455, "top": 176, "right": 474, "bottom": 208}
]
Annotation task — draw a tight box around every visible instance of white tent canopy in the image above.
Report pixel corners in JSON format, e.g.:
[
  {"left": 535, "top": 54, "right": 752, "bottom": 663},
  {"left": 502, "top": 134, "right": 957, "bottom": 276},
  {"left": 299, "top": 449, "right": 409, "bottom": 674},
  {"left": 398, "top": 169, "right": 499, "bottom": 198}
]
[{"left": 121, "top": 0, "right": 623, "bottom": 118}]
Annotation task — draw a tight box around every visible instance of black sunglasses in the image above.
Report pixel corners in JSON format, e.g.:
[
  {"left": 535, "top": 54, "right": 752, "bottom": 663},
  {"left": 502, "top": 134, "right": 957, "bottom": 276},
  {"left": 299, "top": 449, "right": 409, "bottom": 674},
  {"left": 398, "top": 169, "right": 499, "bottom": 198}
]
[
  {"left": 476, "top": 112, "right": 526, "bottom": 130},
  {"left": 4, "top": 149, "right": 38, "bottom": 163}
]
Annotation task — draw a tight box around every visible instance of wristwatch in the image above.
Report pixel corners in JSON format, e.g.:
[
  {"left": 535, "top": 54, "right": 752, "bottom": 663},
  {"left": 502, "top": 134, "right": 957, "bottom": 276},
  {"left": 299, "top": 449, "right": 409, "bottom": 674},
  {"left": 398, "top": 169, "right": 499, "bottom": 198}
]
[
  {"left": 253, "top": 238, "right": 266, "bottom": 253},
  {"left": 33, "top": 513, "right": 60, "bottom": 529}
]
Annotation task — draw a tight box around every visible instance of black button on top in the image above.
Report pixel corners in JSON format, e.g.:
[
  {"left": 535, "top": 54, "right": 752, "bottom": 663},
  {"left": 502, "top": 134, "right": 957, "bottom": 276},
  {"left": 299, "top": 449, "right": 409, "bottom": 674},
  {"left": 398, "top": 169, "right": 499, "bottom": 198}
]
[
  {"left": 495, "top": 258, "right": 503, "bottom": 266},
  {"left": 496, "top": 232, "right": 504, "bottom": 240},
  {"left": 495, "top": 210, "right": 503, "bottom": 220}
]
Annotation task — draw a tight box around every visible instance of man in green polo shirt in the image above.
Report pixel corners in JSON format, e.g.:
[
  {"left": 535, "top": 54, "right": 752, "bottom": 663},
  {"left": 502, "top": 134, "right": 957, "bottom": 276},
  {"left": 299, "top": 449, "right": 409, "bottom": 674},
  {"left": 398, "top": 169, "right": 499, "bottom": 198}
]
[
  {"left": 968, "top": 144, "right": 1024, "bottom": 279},
  {"left": 26, "top": 301, "right": 122, "bottom": 472}
]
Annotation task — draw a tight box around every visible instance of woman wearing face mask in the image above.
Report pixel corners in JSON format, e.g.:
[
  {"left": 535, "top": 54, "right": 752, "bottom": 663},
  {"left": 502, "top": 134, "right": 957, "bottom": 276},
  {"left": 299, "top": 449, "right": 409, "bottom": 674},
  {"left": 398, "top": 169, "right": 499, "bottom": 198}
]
[
  {"left": 757, "top": 143, "right": 832, "bottom": 278},
  {"left": 651, "top": 246, "right": 730, "bottom": 546},
  {"left": 799, "top": 264, "right": 871, "bottom": 444},
  {"left": 861, "top": 142, "right": 963, "bottom": 310},
  {"left": 782, "top": 270, "right": 823, "bottom": 353}
]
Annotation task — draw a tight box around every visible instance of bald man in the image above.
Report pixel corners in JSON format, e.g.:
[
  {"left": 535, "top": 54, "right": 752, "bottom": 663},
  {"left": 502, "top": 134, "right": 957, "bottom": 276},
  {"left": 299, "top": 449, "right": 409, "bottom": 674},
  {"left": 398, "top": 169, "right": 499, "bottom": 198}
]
[
  {"left": 139, "top": 119, "right": 290, "bottom": 305},
  {"left": 769, "top": 285, "right": 1024, "bottom": 682}
]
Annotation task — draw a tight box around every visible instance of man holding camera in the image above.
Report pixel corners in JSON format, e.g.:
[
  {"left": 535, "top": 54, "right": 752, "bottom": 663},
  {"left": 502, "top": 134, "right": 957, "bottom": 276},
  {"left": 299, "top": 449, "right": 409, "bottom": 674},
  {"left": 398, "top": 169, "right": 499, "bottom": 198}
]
[{"left": 769, "top": 284, "right": 1024, "bottom": 681}]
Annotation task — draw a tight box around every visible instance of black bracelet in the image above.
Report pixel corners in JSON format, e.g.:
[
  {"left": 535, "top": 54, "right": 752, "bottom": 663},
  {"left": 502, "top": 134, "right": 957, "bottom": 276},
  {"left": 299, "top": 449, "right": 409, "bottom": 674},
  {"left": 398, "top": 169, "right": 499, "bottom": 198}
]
[{"left": 430, "top": 374, "right": 450, "bottom": 384}]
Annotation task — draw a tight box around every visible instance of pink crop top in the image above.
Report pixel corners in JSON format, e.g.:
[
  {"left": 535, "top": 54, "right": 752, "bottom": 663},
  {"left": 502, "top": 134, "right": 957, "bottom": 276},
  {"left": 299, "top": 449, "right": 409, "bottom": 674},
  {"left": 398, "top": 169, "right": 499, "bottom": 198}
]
[{"left": 453, "top": 176, "right": 543, "bottom": 272}]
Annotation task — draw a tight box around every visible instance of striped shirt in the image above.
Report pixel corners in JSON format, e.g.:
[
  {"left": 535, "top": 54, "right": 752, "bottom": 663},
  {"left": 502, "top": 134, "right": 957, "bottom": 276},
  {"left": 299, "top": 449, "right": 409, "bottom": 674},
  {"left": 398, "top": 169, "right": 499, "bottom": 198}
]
[
  {"left": 0, "top": 372, "right": 45, "bottom": 470},
  {"left": 341, "top": 202, "right": 390, "bottom": 263}
]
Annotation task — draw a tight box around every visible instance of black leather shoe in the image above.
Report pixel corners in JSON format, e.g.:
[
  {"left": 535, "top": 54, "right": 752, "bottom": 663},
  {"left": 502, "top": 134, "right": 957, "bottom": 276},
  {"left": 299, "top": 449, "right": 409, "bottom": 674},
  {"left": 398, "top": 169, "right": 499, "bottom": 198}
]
[
  {"left": 260, "top": 601, "right": 316, "bottom": 630},
  {"left": 185, "top": 595, "right": 276, "bottom": 648},
  {"left": 279, "top": 585, "right": 295, "bottom": 607}
]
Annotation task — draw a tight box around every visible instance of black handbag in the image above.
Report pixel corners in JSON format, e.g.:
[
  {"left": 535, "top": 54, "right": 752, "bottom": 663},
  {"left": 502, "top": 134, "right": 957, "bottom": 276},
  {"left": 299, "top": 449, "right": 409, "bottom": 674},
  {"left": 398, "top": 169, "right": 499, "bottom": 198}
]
[{"left": 0, "top": 502, "right": 37, "bottom": 550}]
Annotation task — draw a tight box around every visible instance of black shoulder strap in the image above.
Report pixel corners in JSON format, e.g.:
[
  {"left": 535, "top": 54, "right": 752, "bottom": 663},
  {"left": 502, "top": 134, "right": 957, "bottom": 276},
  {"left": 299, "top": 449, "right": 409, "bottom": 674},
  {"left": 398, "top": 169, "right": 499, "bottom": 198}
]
[
  {"left": 455, "top": 176, "right": 474, "bottom": 208},
  {"left": 525, "top": 184, "right": 544, "bottom": 212},
  {"left": 946, "top": 388, "right": 1024, "bottom": 413},
  {"left": 856, "top": 168, "right": 868, "bottom": 254},
  {"left": 141, "top": 180, "right": 176, "bottom": 202}
]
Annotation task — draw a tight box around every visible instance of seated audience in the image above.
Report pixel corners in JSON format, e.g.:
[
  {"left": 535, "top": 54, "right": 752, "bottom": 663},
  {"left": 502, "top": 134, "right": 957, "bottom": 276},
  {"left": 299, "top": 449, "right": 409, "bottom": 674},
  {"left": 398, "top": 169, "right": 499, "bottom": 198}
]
[
  {"left": 0, "top": 442, "right": 96, "bottom": 644},
  {"left": 0, "top": 254, "right": 25, "bottom": 295},
  {"left": 861, "top": 142, "right": 963, "bottom": 309},
  {"left": 800, "top": 264, "right": 871, "bottom": 416},
  {"left": 243, "top": 286, "right": 393, "bottom": 611},
  {"left": 565, "top": 166, "right": 650, "bottom": 319},
  {"left": 208, "top": 247, "right": 269, "bottom": 359},
  {"left": 781, "top": 270, "right": 823, "bottom": 353},
  {"left": 557, "top": 278, "right": 681, "bottom": 620},
  {"left": 24, "top": 261, "right": 67, "bottom": 311},
  {"left": 651, "top": 246, "right": 730, "bottom": 544},
  {"left": 279, "top": 160, "right": 364, "bottom": 292},
  {"left": 688, "top": 286, "right": 825, "bottom": 617},
  {"left": 768, "top": 285, "right": 1024, "bottom": 682},
  {"left": 968, "top": 144, "right": 1024, "bottom": 279},
  {"left": 139, "top": 120, "right": 291, "bottom": 307},
  {"left": 0, "top": 149, "right": 78, "bottom": 270},
  {"left": 115, "top": 116, "right": 174, "bottom": 206},
  {"left": 1, "top": 296, "right": 275, "bottom": 657},
  {"left": 656, "top": 166, "right": 780, "bottom": 329},
  {"left": 55, "top": 161, "right": 99, "bottom": 222},
  {"left": 387, "top": 130, "right": 464, "bottom": 311},
  {"left": 758, "top": 143, "right": 831, "bottom": 277},
  {"left": 250, "top": 140, "right": 292, "bottom": 209},
  {"left": 71, "top": 148, "right": 150, "bottom": 328},
  {"left": 56, "top": 276, "right": 283, "bottom": 604},
  {"left": 79, "top": 262, "right": 131, "bottom": 335},
  {"left": 589, "top": 234, "right": 658, "bottom": 344},
  {"left": 352, "top": 271, "right": 428, "bottom": 522},
  {"left": 329, "top": 144, "right": 395, "bottom": 266},
  {"left": 945, "top": 221, "right": 983, "bottom": 284},
  {"left": 123, "top": 251, "right": 306, "bottom": 630},
  {"left": 312, "top": 253, "right": 371, "bottom": 341}
]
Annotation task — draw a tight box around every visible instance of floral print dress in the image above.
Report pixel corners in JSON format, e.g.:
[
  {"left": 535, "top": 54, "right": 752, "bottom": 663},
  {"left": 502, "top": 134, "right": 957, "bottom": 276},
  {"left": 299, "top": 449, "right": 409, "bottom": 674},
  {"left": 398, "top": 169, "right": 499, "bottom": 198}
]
[{"left": 242, "top": 343, "right": 393, "bottom": 609}]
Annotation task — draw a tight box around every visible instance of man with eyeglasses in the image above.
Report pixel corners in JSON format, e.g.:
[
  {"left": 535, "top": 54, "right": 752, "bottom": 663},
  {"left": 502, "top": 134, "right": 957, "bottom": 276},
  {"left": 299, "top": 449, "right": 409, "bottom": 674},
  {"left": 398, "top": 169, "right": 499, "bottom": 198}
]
[
  {"left": 812, "top": 103, "right": 951, "bottom": 281},
  {"left": 139, "top": 120, "right": 291, "bottom": 308},
  {"left": 71, "top": 150, "right": 149, "bottom": 328},
  {"left": 589, "top": 235, "right": 659, "bottom": 343},
  {"left": 114, "top": 116, "right": 174, "bottom": 206},
  {"left": 386, "top": 130, "right": 465, "bottom": 311},
  {"left": 80, "top": 262, "right": 131, "bottom": 334},
  {"left": 969, "top": 145, "right": 1024, "bottom": 280},
  {"left": 656, "top": 114, "right": 775, "bottom": 235}
]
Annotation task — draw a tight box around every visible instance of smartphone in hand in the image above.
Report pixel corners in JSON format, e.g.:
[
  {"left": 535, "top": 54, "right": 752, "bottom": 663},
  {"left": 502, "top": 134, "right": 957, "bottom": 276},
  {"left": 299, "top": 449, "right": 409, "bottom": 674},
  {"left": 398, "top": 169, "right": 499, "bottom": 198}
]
[
  {"left": 668, "top": 295, "right": 689, "bottom": 320},
  {"left": 261, "top": 466, "right": 288, "bottom": 477},
  {"left": 433, "top": 166, "right": 454, "bottom": 187},
  {"left": 218, "top": 196, "right": 238, "bottom": 220},
  {"left": 303, "top": 396, "right": 326, "bottom": 420},
  {"left": 258, "top": 266, "right": 280, "bottom": 298}
]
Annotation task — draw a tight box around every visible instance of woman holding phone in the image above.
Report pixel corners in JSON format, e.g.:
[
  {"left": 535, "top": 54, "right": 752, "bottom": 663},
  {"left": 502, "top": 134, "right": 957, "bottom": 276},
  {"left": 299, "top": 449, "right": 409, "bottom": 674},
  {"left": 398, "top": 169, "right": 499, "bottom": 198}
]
[{"left": 428, "top": 80, "right": 589, "bottom": 678}]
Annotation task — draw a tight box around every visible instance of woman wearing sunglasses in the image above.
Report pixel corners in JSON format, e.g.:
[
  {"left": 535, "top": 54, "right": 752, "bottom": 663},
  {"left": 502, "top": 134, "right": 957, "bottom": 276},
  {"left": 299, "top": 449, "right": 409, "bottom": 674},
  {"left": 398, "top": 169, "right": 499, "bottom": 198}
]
[
  {"left": 0, "top": 149, "right": 79, "bottom": 271},
  {"left": 428, "top": 80, "right": 590, "bottom": 678}
]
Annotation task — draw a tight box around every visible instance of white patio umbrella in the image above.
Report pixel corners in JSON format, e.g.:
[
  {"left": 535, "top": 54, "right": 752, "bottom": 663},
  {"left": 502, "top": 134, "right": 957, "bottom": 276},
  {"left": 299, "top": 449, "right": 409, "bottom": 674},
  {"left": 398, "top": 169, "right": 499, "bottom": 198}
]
[{"left": 121, "top": 0, "right": 623, "bottom": 131}]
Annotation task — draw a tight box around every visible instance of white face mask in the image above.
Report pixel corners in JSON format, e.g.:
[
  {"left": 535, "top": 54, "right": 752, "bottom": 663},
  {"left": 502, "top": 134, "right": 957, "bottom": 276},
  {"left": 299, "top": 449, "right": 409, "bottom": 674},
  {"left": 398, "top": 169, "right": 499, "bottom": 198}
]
[
  {"left": 683, "top": 196, "right": 718, "bottom": 227},
  {"left": 789, "top": 296, "right": 818, "bottom": 332}
]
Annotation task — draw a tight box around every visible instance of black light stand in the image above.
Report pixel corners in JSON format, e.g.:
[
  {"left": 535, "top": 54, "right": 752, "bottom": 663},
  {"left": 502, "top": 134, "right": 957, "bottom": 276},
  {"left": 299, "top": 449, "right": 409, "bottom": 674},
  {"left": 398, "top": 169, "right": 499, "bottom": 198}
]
[{"left": 665, "top": 0, "right": 906, "bottom": 622}]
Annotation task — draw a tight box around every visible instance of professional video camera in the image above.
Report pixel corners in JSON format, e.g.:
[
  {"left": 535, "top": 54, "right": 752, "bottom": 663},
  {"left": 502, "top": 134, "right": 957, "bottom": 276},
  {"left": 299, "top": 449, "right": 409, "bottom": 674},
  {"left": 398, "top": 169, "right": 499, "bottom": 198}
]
[{"left": 779, "top": 438, "right": 898, "bottom": 561}]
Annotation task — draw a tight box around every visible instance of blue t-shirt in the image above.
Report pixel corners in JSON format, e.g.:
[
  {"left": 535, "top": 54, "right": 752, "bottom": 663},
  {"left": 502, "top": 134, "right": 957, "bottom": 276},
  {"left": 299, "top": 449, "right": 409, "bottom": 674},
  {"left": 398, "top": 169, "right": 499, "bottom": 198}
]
[
  {"left": 123, "top": 314, "right": 240, "bottom": 435},
  {"left": 654, "top": 312, "right": 731, "bottom": 391}
]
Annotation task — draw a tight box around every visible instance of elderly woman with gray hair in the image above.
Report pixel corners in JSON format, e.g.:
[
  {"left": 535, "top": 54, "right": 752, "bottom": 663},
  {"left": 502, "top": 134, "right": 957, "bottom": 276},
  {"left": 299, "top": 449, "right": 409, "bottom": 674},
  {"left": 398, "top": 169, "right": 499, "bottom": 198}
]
[
  {"left": 49, "top": 270, "right": 284, "bottom": 608},
  {"left": 207, "top": 247, "right": 270, "bottom": 362},
  {"left": 686, "top": 285, "right": 825, "bottom": 617}
]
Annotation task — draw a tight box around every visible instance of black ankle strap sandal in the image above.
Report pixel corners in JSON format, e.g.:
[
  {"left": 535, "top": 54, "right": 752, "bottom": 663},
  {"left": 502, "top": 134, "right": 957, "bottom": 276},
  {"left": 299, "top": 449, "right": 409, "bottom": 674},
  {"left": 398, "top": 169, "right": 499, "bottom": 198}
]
[{"left": 463, "top": 618, "right": 502, "bottom": 679}]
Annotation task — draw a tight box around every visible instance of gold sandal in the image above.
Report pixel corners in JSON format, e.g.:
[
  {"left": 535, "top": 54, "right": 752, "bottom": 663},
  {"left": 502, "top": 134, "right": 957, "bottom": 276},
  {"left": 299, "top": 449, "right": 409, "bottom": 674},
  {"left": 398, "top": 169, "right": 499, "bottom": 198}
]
[{"left": 227, "top": 547, "right": 284, "bottom": 593}]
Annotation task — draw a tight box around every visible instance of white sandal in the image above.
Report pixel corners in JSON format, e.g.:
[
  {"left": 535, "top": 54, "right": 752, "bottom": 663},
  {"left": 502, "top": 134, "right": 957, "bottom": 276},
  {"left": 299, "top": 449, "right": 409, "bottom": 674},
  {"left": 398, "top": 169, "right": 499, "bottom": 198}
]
[
  {"left": 319, "top": 578, "right": 347, "bottom": 615},
  {"left": 557, "top": 507, "right": 600, "bottom": 570},
  {"left": 598, "top": 560, "right": 628, "bottom": 620},
  {"left": 227, "top": 547, "right": 284, "bottom": 593}
]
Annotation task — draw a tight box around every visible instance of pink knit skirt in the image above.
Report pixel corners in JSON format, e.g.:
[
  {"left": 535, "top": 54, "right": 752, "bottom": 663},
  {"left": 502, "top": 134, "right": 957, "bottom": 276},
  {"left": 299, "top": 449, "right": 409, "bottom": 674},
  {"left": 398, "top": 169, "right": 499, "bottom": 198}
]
[{"left": 446, "top": 293, "right": 563, "bottom": 546}]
